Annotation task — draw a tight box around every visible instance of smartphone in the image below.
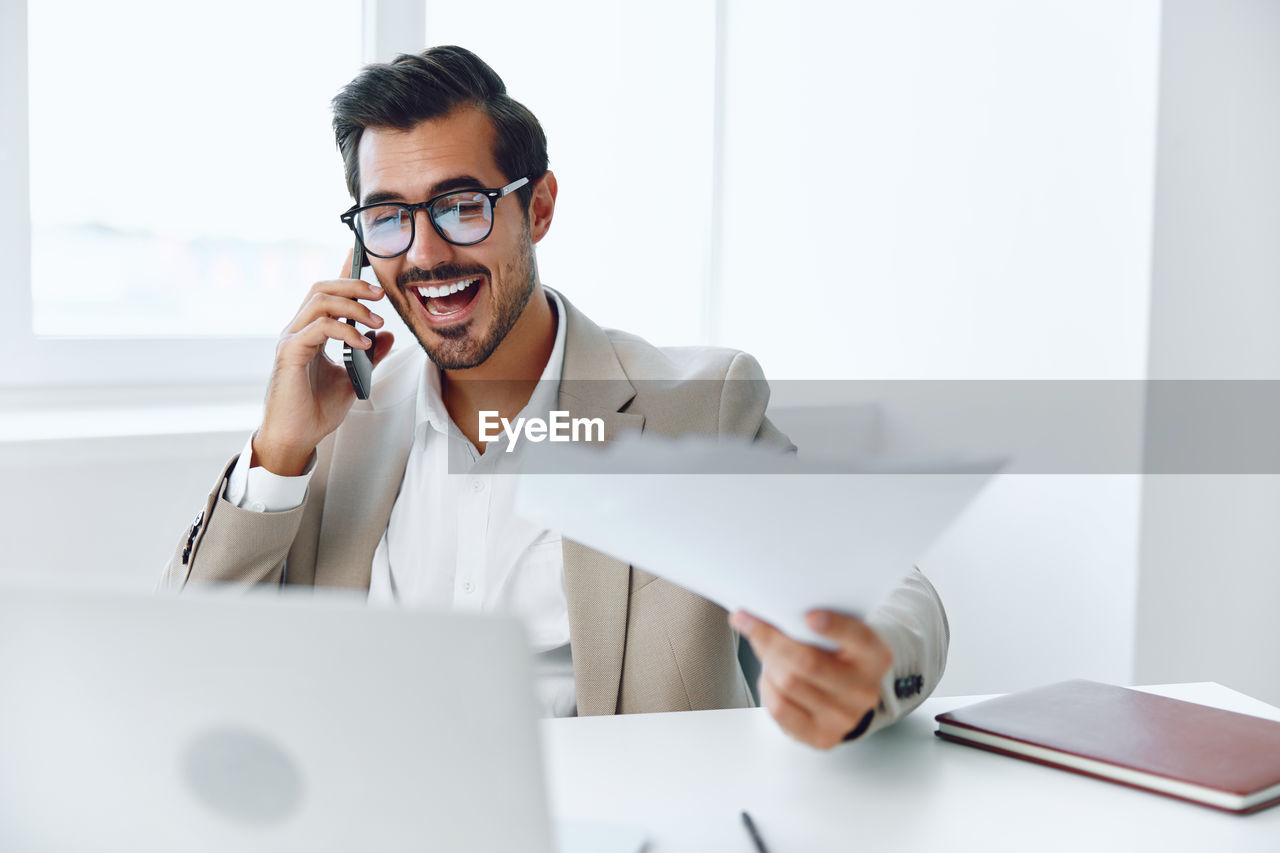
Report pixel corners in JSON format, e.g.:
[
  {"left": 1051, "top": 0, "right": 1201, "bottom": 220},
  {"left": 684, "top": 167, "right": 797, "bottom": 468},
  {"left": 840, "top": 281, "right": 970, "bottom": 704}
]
[{"left": 342, "top": 239, "right": 376, "bottom": 400}]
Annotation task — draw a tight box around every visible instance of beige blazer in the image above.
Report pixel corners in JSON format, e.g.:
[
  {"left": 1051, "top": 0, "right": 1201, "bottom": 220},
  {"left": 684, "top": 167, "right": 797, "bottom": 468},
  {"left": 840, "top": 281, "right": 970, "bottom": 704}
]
[{"left": 162, "top": 292, "right": 948, "bottom": 737}]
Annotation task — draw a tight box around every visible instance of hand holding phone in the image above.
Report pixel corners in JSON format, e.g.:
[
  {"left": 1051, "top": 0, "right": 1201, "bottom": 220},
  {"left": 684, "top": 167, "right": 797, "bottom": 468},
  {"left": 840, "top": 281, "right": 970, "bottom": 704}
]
[{"left": 251, "top": 245, "right": 390, "bottom": 476}]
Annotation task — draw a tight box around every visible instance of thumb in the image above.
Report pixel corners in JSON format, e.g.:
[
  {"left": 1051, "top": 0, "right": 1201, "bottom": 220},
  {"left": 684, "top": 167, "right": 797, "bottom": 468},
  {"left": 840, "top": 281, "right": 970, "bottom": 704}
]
[{"left": 369, "top": 330, "right": 396, "bottom": 368}]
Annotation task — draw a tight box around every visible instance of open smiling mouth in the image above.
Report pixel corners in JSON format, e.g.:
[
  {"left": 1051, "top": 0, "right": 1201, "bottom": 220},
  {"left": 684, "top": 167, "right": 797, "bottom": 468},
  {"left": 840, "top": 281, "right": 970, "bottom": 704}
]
[{"left": 412, "top": 276, "right": 483, "bottom": 318}]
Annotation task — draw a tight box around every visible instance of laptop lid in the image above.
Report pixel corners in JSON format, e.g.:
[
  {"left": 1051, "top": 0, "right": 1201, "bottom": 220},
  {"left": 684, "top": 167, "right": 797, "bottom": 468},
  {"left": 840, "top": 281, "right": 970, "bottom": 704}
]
[{"left": 0, "top": 582, "right": 555, "bottom": 853}]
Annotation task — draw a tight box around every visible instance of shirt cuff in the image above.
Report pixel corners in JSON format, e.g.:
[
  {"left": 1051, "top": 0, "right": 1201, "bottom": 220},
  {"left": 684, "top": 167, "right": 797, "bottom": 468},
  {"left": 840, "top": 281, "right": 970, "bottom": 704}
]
[
  {"left": 224, "top": 433, "right": 314, "bottom": 512},
  {"left": 842, "top": 707, "right": 876, "bottom": 742}
]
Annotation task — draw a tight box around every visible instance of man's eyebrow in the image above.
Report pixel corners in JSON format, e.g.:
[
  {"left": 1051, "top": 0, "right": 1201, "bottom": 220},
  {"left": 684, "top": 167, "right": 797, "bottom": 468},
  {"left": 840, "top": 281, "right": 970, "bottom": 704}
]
[{"left": 361, "top": 175, "right": 488, "bottom": 207}]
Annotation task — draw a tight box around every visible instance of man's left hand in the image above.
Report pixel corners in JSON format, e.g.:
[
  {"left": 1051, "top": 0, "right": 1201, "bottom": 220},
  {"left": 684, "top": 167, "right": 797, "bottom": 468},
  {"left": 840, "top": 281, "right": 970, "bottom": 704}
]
[{"left": 730, "top": 609, "right": 893, "bottom": 750}]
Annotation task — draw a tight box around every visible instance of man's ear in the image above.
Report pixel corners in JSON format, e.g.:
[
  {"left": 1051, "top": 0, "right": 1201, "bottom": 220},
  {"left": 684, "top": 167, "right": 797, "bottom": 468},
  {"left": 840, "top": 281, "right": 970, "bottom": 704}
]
[{"left": 529, "top": 170, "right": 557, "bottom": 244}]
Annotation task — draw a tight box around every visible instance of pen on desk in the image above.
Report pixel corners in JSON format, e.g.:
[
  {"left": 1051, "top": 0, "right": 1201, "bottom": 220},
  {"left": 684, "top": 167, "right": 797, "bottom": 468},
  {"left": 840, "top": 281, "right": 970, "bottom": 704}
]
[{"left": 741, "top": 810, "right": 770, "bottom": 853}]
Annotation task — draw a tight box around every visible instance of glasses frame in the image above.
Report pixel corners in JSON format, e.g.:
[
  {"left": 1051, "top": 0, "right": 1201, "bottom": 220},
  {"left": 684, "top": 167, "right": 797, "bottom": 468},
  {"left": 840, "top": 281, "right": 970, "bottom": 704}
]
[{"left": 340, "top": 176, "right": 531, "bottom": 256}]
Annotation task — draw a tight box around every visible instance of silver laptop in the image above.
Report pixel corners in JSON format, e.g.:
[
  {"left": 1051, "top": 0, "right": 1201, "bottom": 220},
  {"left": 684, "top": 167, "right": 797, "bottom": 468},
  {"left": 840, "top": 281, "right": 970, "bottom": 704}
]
[{"left": 0, "top": 581, "right": 645, "bottom": 853}]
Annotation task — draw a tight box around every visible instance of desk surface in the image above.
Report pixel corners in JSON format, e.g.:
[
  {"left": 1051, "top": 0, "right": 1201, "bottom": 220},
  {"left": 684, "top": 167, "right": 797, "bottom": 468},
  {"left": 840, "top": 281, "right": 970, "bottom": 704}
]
[{"left": 542, "top": 683, "right": 1280, "bottom": 852}]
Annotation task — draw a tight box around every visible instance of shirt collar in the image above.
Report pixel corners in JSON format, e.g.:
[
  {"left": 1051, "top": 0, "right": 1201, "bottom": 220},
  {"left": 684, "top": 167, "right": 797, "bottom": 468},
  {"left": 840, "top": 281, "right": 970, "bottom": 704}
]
[{"left": 414, "top": 286, "right": 568, "bottom": 440}]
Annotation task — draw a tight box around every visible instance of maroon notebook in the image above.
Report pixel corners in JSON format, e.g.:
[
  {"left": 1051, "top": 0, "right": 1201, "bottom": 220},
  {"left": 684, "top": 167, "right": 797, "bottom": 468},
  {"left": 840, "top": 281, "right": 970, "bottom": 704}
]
[{"left": 934, "top": 679, "right": 1280, "bottom": 814}]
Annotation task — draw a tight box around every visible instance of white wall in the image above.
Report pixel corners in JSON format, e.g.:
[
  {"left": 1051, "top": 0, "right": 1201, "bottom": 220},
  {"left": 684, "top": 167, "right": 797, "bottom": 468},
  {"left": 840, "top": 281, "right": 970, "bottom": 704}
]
[
  {"left": 1136, "top": 0, "right": 1280, "bottom": 706},
  {"left": 722, "top": 1, "right": 1160, "bottom": 696},
  {"left": 0, "top": 428, "right": 249, "bottom": 589},
  {"left": 717, "top": 0, "right": 1158, "bottom": 381}
]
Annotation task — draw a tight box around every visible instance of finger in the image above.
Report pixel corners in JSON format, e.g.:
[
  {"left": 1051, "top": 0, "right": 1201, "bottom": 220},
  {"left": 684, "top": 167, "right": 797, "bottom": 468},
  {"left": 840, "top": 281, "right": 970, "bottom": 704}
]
[
  {"left": 806, "top": 610, "right": 894, "bottom": 675},
  {"left": 733, "top": 610, "right": 869, "bottom": 699},
  {"left": 729, "top": 610, "right": 788, "bottom": 658},
  {"left": 369, "top": 330, "right": 396, "bottom": 367},
  {"left": 759, "top": 670, "right": 828, "bottom": 749},
  {"left": 761, "top": 665, "right": 866, "bottom": 748},
  {"left": 285, "top": 317, "right": 374, "bottom": 358},
  {"left": 287, "top": 291, "right": 386, "bottom": 335},
  {"left": 762, "top": 638, "right": 881, "bottom": 719},
  {"left": 310, "top": 276, "right": 385, "bottom": 303}
]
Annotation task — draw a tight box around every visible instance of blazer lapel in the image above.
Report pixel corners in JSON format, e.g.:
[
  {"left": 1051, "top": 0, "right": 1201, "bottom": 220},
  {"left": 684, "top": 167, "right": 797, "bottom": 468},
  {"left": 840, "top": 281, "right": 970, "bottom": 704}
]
[
  {"left": 312, "top": 350, "right": 422, "bottom": 589},
  {"left": 563, "top": 540, "right": 632, "bottom": 716},
  {"left": 554, "top": 292, "right": 645, "bottom": 715}
]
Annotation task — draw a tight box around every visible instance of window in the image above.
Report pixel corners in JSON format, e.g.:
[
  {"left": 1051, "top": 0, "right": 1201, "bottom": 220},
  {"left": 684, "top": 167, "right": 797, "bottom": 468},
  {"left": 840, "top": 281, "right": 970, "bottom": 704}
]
[
  {"left": 28, "top": 0, "right": 361, "bottom": 338},
  {"left": 3, "top": 0, "right": 425, "bottom": 389}
]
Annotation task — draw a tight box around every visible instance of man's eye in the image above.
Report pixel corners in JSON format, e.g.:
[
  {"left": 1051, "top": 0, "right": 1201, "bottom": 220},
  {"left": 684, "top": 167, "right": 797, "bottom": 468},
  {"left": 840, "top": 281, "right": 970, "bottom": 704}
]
[
  {"left": 371, "top": 209, "right": 406, "bottom": 227},
  {"left": 455, "top": 203, "right": 485, "bottom": 219}
]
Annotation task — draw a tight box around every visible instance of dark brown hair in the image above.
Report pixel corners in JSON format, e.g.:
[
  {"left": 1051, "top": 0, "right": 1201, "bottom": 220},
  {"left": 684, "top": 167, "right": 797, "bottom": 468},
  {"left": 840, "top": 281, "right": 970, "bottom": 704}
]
[{"left": 331, "top": 46, "right": 547, "bottom": 209}]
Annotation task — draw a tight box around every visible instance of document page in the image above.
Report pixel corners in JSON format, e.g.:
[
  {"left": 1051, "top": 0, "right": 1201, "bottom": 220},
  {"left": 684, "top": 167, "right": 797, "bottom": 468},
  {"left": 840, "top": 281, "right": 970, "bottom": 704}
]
[{"left": 515, "top": 436, "right": 1001, "bottom": 647}]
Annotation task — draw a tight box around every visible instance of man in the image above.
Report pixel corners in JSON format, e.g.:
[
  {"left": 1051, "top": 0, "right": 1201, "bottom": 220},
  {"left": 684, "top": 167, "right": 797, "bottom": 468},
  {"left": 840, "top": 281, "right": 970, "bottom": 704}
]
[{"left": 163, "top": 46, "right": 948, "bottom": 749}]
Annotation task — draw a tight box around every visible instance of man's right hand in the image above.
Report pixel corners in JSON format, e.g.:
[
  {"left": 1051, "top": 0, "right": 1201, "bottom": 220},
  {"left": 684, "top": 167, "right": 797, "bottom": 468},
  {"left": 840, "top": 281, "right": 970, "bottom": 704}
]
[{"left": 251, "top": 251, "right": 396, "bottom": 476}]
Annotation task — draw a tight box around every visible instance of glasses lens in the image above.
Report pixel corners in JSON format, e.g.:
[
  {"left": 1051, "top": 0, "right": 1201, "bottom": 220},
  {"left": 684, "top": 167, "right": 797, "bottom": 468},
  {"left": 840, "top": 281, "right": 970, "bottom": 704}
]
[
  {"left": 431, "top": 191, "right": 493, "bottom": 245},
  {"left": 357, "top": 205, "right": 412, "bottom": 256}
]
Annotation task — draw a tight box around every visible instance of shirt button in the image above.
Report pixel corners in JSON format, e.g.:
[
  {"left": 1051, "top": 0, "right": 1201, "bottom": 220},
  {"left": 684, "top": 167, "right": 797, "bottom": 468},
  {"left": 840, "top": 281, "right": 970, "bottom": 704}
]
[
  {"left": 471, "top": 479, "right": 485, "bottom": 493},
  {"left": 249, "top": 501, "right": 266, "bottom": 513},
  {"left": 463, "top": 582, "right": 475, "bottom": 594}
]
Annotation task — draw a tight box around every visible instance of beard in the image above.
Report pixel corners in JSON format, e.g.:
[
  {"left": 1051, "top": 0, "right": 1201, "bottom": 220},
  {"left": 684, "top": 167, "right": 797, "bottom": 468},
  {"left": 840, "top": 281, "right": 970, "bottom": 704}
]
[{"left": 394, "top": 224, "right": 537, "bottom": 371}]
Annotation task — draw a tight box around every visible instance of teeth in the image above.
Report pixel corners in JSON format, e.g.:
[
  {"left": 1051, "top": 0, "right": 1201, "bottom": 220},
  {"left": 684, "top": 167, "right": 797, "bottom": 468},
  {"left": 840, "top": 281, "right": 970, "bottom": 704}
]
[{"left": 415, "top": 277, "right": 477, "bottom": 301}]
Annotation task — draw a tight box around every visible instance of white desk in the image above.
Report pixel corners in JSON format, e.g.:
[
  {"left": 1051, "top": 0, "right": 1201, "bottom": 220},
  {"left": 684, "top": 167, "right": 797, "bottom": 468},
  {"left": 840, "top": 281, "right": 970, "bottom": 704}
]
[{"left": 542, "top": 683, "right": 1280, "bottom": 852}]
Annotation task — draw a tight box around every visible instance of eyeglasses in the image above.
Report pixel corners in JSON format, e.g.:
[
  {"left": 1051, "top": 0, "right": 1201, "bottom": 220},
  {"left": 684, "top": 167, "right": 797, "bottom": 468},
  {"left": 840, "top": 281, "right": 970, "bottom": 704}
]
[{"left": 340, "top": 176, "right": 530, "bottom": 257}]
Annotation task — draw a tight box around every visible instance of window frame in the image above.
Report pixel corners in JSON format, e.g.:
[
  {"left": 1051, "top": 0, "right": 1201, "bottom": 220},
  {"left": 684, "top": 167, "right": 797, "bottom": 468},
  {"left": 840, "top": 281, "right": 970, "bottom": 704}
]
[{"left": 1, "top": 0, "right": 426, "bottom": 392}]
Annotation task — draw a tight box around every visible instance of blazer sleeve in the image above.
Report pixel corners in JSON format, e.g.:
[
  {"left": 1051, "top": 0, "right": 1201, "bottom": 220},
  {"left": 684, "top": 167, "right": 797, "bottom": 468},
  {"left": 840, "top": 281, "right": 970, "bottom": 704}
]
[
  {"left": 717, "top": 350, "right": 951, "bottom": 739},
  {"left": 849, "top": 567, "right": 949, "bottom": 740},
  {"left": 158, "top": 454, "right": 307, "bottom": 590},
  {"left": 719, "top": 351, "right": 796, "bottom": 453}
]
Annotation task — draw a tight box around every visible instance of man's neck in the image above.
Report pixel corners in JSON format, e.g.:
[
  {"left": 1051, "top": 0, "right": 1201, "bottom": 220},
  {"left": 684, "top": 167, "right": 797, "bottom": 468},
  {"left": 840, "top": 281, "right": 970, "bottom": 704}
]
[{"left": 442, "top": 285, "right": 557, "bottom": 451}]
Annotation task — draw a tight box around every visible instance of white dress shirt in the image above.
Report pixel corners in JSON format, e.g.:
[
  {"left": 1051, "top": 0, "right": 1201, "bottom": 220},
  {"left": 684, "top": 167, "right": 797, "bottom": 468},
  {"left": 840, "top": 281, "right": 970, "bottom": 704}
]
[{"left": 225, "top": 289, "right": 576, "bottom": 717}]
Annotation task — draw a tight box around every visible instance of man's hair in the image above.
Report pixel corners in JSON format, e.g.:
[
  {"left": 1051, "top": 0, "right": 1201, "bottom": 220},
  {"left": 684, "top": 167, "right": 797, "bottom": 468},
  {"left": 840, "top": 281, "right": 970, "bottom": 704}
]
[{"left": 331, "top": 45, "right": 548, "bottom": 210}]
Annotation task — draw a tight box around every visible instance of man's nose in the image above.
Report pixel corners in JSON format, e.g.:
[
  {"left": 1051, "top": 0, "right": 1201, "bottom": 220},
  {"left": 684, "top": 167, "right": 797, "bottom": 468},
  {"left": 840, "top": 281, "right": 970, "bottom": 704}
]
[{"left": 405, "top": 209, "right": 457, "bottom": 269}]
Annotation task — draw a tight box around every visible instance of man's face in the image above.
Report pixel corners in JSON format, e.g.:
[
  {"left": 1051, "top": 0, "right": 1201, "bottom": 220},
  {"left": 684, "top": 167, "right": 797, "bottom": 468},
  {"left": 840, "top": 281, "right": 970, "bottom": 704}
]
[{"left": 357, "top": 107, "right": 544, "bottom": 370}]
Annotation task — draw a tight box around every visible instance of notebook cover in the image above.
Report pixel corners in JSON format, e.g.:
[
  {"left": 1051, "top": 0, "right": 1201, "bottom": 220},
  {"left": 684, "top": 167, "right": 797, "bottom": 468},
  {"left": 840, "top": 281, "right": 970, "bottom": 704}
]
[{"left": 934, "top": 679, "right": 1280, "bottom": 814}]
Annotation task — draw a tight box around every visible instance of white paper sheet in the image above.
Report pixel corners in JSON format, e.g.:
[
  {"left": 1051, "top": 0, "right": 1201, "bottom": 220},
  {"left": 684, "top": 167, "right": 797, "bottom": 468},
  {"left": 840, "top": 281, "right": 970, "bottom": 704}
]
[{"left": 514, "top": 436, "right": 1001, "bottom": 648}]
